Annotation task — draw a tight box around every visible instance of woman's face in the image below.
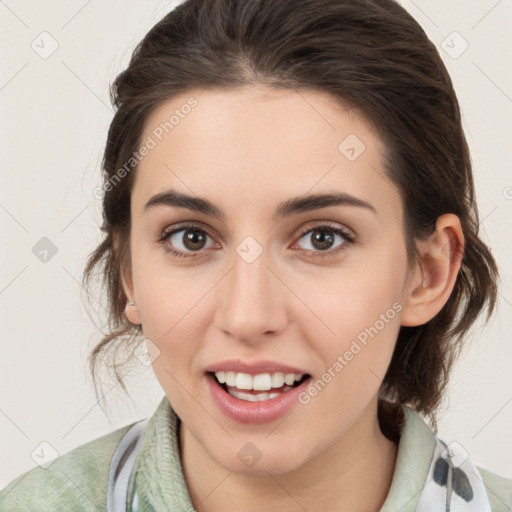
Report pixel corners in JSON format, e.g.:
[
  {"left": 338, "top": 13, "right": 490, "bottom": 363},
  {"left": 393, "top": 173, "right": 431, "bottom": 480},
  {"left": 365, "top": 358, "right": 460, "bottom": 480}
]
[{"left": 124, "top": 86, "right": 415, "bottom": 475}]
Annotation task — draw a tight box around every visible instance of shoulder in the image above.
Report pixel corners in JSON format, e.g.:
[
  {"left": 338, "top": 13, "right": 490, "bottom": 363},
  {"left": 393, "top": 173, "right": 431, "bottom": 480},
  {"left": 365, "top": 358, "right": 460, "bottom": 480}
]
[
  {"left": 0, "top": 421, "right": 136, "bottom": 512},
  {"left": 477, "top": 466, "right": 512, "bottom": 512}
]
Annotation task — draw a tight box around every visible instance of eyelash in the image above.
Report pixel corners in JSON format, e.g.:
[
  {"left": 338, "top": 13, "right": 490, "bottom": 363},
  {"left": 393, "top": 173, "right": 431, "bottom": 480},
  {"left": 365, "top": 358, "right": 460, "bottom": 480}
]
[{"left": 157, "top": 222, "right": 355, "bottom": 260}]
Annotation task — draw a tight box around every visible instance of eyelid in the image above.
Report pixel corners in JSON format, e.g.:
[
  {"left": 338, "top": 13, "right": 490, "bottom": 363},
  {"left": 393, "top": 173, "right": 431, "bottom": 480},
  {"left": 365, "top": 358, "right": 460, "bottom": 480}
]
[
  {"left": 158, "top": 221, "right": 216, "bottom": 242},
  {"left": 295, "top": 220, "right": 355, "bottom": 243},
  {"left": 157, "top": 223, "right": 218, "bottom": 248}
]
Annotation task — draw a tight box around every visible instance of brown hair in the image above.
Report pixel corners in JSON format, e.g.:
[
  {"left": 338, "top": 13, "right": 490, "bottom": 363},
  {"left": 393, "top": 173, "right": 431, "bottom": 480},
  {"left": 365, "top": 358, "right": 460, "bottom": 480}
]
[{"left": 82, "top": 0, "right": 498, "bottom": 435}]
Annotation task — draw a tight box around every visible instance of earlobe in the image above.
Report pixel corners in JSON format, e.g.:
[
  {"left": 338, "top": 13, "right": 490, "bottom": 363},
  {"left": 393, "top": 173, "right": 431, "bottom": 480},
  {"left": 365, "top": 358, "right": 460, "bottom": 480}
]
[
  {"left": 401, "top": 214, "right": 464, "bottom": 327},
  {"left": 121, "top": 269, "right": 141, "bottom": 326},
  {"left": 124, "top": 300, "right": 141, "bottom": 325}
]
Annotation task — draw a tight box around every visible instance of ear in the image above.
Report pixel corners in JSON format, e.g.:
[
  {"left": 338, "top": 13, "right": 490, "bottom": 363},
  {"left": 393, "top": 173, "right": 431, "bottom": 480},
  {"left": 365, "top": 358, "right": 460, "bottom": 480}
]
[
  {"left": 114, "top": 231, "right": 141, "bottom": 326},
  {"left": 401, "top": 214, "right": 464, "bottom": 327}
]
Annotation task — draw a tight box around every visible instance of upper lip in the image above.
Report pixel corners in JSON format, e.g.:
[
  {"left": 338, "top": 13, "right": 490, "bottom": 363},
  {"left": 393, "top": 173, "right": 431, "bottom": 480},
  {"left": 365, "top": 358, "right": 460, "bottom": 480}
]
[{"left": 204, "top": 359, "right": 310, "bottom": 376}]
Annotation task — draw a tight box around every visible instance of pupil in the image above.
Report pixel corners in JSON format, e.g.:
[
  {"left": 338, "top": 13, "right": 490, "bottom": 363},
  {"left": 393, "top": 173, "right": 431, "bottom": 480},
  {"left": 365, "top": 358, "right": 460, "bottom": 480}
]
[
  {"left": 312, "top": 230, "right": 334, "bottom": 250},
  {"left": 184, "top": 229, "right": 206, "bottom": 250}
]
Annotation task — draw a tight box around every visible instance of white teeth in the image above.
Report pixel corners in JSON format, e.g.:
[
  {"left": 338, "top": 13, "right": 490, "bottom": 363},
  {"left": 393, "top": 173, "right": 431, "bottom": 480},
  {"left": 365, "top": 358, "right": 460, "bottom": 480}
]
[
  {"left": 214, "top": 371, "right": 305, "bottom": 391},
  {"left": 284, "top": 374, "right": 297, "bottom": 386},
  {"left": 235, "top": 373, "right": 253, "bottom": 390},
  {"left": 271, "top": 372, "right": 285, "bottom": 388},
  {"left": 253, "top": 373, "right": 272, "bottom": 391},
  {"left": 215, "top": 371, "right": 226, "bottom": 384},
  {"left": 225, "top": 371, "right": 237, "bottom": 387},
  {"left": 227, "top": 386, "right": 293, "bottom": 401}
]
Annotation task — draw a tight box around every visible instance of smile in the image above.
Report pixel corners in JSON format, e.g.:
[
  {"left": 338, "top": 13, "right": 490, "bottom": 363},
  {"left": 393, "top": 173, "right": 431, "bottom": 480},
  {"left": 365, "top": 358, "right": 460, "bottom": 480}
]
[
  {"left": 206, "top": 371, "right": 312, "bottom": 424},
  {"left": 214, "top": 371, "right": 310, "bottom": 401}
]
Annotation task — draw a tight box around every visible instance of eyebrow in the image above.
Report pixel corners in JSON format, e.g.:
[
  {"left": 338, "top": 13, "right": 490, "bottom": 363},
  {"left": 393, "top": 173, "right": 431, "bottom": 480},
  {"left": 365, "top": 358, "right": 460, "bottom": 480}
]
[{"left": 144, "top": 189, "right": 377, "bottom": 221}]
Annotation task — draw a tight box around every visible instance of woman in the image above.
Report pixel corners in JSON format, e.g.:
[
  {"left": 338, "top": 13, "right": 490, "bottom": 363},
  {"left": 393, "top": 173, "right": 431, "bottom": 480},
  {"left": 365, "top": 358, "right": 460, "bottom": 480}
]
[{"left": 1, "top": 0, "right": 510, "bottom": 510}]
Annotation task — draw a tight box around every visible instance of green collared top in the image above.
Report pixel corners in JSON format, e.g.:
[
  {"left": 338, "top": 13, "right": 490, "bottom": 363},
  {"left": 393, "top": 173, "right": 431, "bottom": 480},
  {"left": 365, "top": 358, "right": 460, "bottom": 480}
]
[{"left": 1, "top": 396, "right": 511, "bottom": 511}]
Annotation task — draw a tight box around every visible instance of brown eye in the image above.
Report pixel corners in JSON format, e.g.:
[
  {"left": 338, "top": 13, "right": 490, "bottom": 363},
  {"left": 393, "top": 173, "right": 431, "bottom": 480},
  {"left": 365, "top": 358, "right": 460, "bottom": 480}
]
[
  {"left": 307, "top": 229, "right": 337, "bottom": 251},
  {"left": 159, "top": 226, "right": 215, "bottom": 258},
  {"left": 179, "top": 229, "right": 209, "bottom": 251},
  {"left": 294, "top": 223, "right": 355, "bottom": 257}
]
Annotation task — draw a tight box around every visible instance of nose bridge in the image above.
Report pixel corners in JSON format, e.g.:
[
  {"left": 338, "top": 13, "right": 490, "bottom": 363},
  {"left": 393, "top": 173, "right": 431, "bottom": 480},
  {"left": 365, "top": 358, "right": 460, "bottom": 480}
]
[{"left": 215, "top": 237, "right": 286, "bottom": 341}]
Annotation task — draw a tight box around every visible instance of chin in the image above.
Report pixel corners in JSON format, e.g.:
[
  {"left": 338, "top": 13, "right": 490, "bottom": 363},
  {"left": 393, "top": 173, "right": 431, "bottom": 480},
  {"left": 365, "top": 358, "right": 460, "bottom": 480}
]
[{"left": 211, "top": 445, "right": 307, "bottom": 477}]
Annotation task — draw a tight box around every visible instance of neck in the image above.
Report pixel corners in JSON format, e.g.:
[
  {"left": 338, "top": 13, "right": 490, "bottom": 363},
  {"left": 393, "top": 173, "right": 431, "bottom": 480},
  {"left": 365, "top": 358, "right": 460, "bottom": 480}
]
[{"left": 179, "top": 397, "right": 399, "bottom": 512}]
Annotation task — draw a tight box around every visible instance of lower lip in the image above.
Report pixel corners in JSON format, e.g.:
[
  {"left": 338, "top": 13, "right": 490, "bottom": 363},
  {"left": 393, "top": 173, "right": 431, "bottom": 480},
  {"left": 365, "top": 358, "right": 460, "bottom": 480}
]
[{"left": 205, "top": 372, "right": 311, "bottom": 425}]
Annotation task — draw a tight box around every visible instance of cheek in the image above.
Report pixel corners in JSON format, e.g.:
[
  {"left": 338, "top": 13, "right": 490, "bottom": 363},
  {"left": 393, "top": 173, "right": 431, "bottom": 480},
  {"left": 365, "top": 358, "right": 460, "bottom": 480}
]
[
  {"left": 130, "top": 239, "right": 198, "bottom": 332},
  {"left": 296, "top": 279, "right": 403, "bottom": 426},
  {"left": 297, "top": 259, "right": 405, "bottom": 340},
  {"left": 130, "top": 256, "right": 214, "bottom": 375},
  {"left": 295, "top": 253, "right": 406, "bottom": 390}
]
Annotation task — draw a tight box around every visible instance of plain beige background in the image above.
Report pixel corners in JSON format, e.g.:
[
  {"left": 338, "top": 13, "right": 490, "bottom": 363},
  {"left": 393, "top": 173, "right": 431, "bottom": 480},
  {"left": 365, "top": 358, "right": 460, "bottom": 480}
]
[{"left": 1, "top": 0, "right": 511, "bottom": 487}]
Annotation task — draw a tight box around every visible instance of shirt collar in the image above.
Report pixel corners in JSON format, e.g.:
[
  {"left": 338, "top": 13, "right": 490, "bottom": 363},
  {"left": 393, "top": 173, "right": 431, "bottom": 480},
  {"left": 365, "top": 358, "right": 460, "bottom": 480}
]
[
  {"left": 380, "top": 405, "right": 436, "bottom": 511},
  {"left": 131, "top": 397, "right": 194, "bottom": 510},
  {"left": 131, "top": 397, "right": 436, "bottom": 511}
]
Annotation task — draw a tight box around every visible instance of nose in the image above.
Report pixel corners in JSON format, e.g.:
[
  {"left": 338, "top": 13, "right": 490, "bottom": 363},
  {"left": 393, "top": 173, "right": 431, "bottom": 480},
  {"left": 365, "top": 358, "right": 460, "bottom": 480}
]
[{"left": 214, "top": 241, "right": 289, "bottom": 344}]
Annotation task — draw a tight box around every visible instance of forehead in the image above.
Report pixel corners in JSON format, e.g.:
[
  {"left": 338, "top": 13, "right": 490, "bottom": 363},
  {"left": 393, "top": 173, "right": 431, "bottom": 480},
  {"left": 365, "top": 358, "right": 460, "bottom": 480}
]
[
  {"left": 132, "top": 86, "right": 400, "bottom": 221},
  {"left": 140, "top": 85, "right": 381, "bottom": 157}
]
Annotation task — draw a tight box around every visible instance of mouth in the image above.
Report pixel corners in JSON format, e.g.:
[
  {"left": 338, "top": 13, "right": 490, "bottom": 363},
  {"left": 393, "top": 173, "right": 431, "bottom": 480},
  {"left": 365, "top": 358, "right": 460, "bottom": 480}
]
[
  {"left": 203, "top": 362, "right": 314, "bottom": 424},
  {"left": 207, "top": 371, "right": 312, "bottom": 402}
]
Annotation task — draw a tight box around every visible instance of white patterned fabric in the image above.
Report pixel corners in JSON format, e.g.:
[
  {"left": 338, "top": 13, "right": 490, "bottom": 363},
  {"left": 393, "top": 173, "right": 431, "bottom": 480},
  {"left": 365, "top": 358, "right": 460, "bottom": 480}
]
[{"left": 416, "top": 436, "right": 492, "bottom": 511}]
